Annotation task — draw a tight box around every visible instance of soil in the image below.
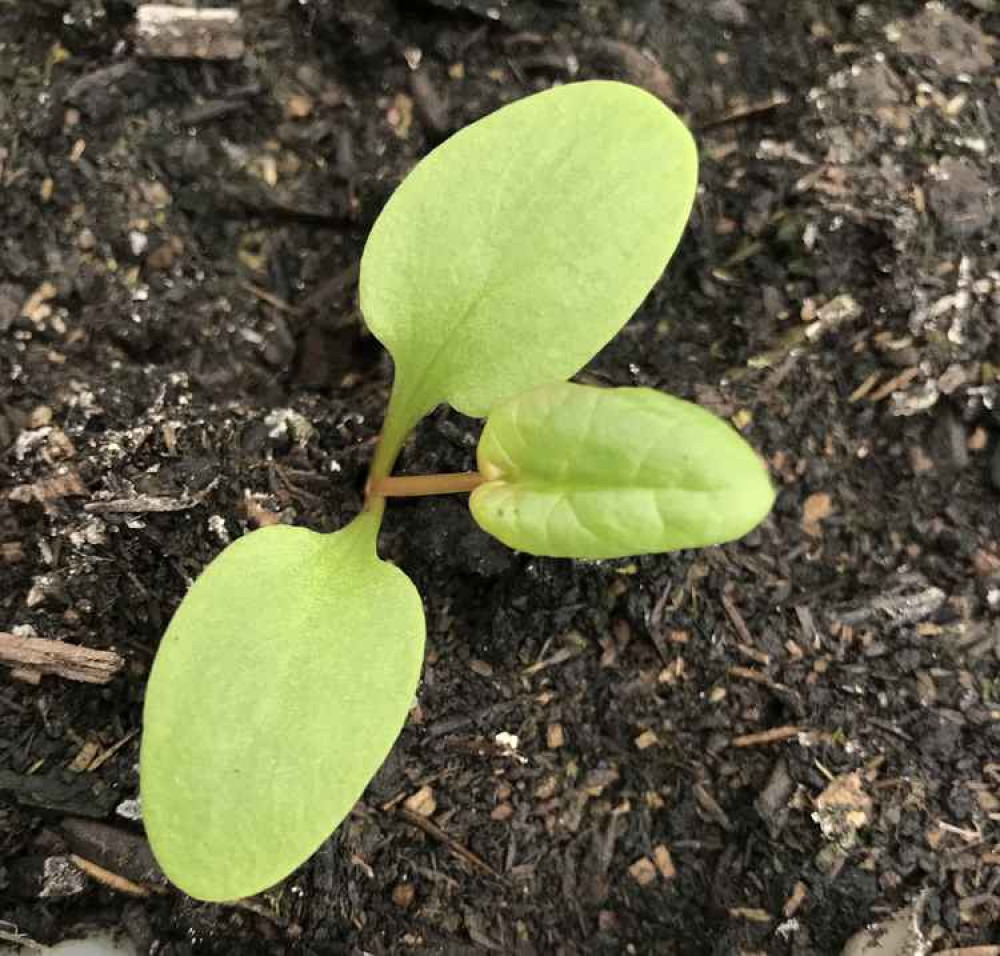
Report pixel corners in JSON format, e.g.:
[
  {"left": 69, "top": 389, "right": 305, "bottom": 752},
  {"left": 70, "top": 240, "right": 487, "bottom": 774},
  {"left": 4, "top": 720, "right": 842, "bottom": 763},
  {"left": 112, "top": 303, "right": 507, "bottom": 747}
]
[{"left": 2, "top": 1, "right": 1000, "bottom": 953}]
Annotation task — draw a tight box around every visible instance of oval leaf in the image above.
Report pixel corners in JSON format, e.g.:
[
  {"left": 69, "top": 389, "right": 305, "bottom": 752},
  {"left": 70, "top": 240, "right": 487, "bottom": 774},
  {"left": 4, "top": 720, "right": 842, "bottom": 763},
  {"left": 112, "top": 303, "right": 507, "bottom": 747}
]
[
  {"left": 470, "top": 383, "right": 774, "bottom": 559},
  {"left": 360, "top": 80, "right": 697, "bottom": 449},
  {"left": 140, "top": 513, "right": 424, "bottom": 901}
]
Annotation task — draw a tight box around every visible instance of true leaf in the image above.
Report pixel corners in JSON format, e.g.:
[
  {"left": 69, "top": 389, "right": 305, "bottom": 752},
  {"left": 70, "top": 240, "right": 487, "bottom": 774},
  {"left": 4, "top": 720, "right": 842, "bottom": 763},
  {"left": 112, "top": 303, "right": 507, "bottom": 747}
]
[
  {"left": 360, "top": 80, "right": 698, "bottom": 478},
  {"left": 470, "top": 382, "right": 774, "bottom": 559},
  {"left": 140, "top": 512, "right": 425, "bottom": 901}
]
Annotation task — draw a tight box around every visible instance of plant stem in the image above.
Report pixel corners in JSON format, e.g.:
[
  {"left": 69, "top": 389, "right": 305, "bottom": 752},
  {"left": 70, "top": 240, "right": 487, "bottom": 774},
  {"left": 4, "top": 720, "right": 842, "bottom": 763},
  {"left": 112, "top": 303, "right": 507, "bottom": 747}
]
[
  {"left": 370, "top": 472, "right": 485, "bottom": 498},
  {"left": 365, "top": 373, "right": 436, "bottom": 505}
]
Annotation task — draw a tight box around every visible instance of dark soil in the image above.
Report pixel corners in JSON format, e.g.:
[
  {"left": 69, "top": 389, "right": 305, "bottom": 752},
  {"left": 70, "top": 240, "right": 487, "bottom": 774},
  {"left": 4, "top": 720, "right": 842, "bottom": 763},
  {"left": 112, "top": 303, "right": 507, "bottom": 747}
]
[{"left": 2, "top": 1, "right": 1000, "bottom": 953}]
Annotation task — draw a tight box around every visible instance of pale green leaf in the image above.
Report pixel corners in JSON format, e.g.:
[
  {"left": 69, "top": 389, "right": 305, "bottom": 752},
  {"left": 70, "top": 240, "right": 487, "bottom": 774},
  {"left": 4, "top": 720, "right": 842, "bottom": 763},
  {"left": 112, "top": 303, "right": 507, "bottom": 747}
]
[
  {"left": 470, "top": 383, "right": 774, "bottom": 559},
  {"left": 140, "top": 512, "right": 424, "bottom": 901},
  {"left": 360, "top": 80, "right": 697, "bottom": 478}
]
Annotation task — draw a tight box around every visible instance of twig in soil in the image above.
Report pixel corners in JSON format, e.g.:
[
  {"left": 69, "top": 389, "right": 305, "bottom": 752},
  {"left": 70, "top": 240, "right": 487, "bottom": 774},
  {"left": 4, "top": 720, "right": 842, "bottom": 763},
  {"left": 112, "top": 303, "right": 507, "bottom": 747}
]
[
  {"left": 732, "top": 726, "right": 804, "bottom": 748},
  {"left": 299, "top": 264, "right": 360, "bottom": 315},
  {"left": 0, "top": 922, "right": 41, "bottom": 951},
  {"left": 694, "top": 92, "right": 791, "bottom": 131},
  {"left": 721, "top": 593, "right": 756, "bottom": 646},
  {"left": 224, "top": 898, "right": 288, "bottom": 927},
  {"left": 70, "top": 853, "right": 162, "bottom": 897},
  {"left": 692, "top": 782, "right": 732, "bottom": 831},
  {"left": 241, "top": 282, "right": 301, "bottom": 316},
  {"left": 396, "top": 806, "right": 500, "bottom": 878},
  {"left": 86, "top": 728, "right": 139, "bottom": 773},
  {"left": 85, "top": 478, "right": 219, "bottom": 515},
  {"left": 0, "top": 631, "right": 123, "bottom": 684},
  {"left": 523, "top": 638, "right": 587, "bottom": 676},
  {"left": 728, "top": 666, "right": 792, "bottom": 695}
]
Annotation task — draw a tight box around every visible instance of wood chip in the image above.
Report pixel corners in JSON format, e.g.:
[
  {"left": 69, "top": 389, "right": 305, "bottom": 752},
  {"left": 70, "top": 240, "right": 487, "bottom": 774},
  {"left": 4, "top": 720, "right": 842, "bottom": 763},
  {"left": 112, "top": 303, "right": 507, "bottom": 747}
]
[
  {"left": 1, "top": 542, "right": 25, "bottom": 564},
  {"left": 729, "top": 907, "right": 772, "bottom": 923},
  {"left": 868, "top": 366, "right": 920, "bottom": 403},
  {"left": 732, "top": 726, "right": 803, "bottom": 748},
  {"left": 802, "top": 492, "right": 833, "bottom": 536},
  {"left": 546, "top": 723, "right": 564, "bottom": 749},
  {"left": 0, "top": 632, "right": 123, "bottom": 684},
  {"left": 391, "top": 882, "right": 415, "bottom": 908},
  {"left": 134, "top": 5, "right": 245, "bottom": 60},
  {"left": 468, "top": 659, "right": 493, "bottom": 678},
  {"left": 86, "top": 729, "right": 139, "bottom": 773},
  {"left": 849, "top": 371, "right": 882, "bottom": 403},
  {"left": 652, "top": 845, "right": 676, "bottom": 880},
  {"left": 9, "top": 470, "right": 86, "bottom": 504},
  {"left": 783, "top": 880, "right": 807, "bottom": 917},
  {"left": 68, "top": 740, "right": 101, "bottom": 773},
  {"left": 490, "top": 802, "right": 513, "bottom": 821},
  {"left": 403, "top": 786, "right": 437, "bottom": 818},
  {"left": 20, "top": 282, "right": 57, "bottom": 323},
  {"left": 634, "top": 729, "right": 659, "bottom": 750},
  {"left": 628, "top": 856, "right": 658, "bottom": 886}
]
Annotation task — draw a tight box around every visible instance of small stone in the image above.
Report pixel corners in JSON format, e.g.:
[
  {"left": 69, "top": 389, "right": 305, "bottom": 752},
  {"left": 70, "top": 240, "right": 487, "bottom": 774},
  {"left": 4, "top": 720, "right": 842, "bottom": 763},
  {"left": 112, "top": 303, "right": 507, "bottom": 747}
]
[
  {"left": 547, "top": 723, "right": 564, "bottom": 749},
  {"left": 628, "top": 857, "right": 657, "bottom": 886}
]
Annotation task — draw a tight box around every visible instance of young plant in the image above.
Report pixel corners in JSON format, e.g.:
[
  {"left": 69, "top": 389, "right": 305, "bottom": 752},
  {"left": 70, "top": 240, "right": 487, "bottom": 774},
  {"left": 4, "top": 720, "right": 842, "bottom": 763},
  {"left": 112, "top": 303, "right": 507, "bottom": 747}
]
[{"left": 140, "top": 81, "right": 773, "bottom": 902}]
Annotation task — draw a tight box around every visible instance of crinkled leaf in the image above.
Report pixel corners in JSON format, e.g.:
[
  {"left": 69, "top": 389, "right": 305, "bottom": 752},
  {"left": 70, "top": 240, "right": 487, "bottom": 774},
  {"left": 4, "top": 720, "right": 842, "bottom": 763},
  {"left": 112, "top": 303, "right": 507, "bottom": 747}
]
[
  {"left": 140, "top": 513, "right": 424, "bottom": 901},
  {"left": 470, "top": 383, "right": 774, "bottom": 559},
  {"left": 360, "top": 80, "right": 697, "bottom": 474}
]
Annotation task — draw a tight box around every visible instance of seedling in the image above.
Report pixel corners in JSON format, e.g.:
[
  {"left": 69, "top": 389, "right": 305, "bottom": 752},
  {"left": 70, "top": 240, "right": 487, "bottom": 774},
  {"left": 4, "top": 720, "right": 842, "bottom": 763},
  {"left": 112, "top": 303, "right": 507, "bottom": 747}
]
[{"left": 140, "top": 81, "right": 774, "bottom": 902}]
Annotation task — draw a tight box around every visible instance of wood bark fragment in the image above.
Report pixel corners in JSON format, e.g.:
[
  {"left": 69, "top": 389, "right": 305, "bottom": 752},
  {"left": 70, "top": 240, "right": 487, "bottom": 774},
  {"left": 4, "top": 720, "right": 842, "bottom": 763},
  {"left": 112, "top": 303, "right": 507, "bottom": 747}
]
[
  {"left": 135, "top": 5, "right": 245, "bottom": 61},
  {"left": 732, "top": 726, "right": 803, "bottom": 748},
  {"left": 0, "top": 632, "right": 123, "bottom": 684}
]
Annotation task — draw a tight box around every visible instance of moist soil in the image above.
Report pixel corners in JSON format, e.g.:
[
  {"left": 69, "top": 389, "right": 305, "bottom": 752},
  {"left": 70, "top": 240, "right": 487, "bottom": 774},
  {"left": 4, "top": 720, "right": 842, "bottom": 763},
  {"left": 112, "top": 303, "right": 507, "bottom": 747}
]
[{"left": 2, "top": 1, "right": 1000, "bottom": 953}]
